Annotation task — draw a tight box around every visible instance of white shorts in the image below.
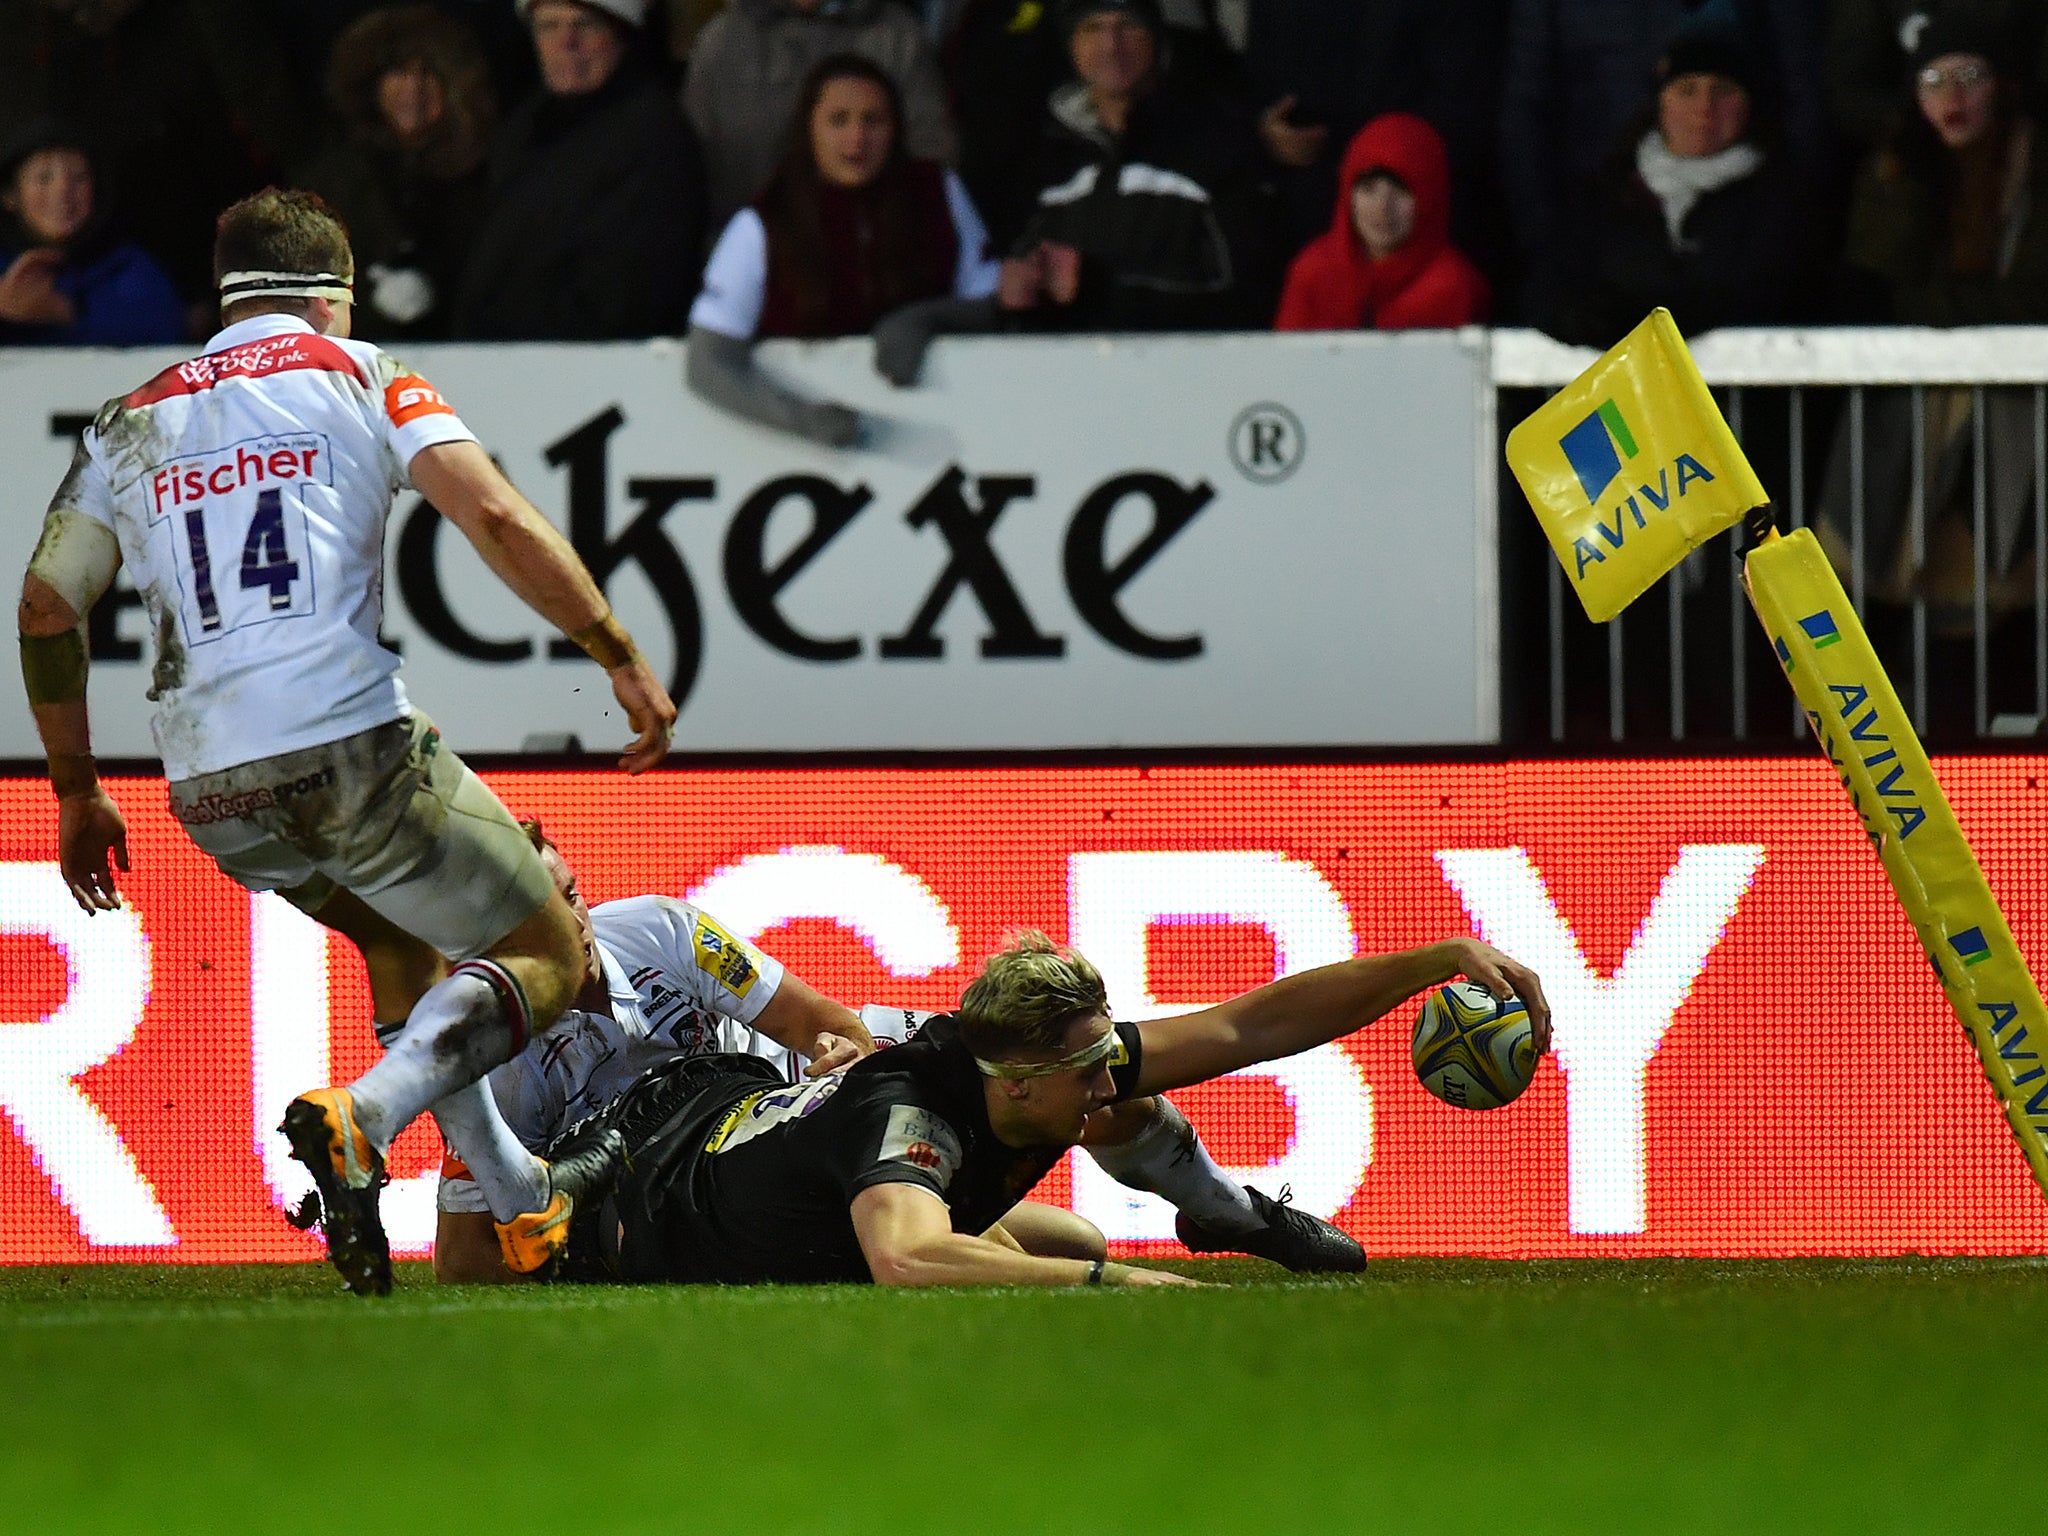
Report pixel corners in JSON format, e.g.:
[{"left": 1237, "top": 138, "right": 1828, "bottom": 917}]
[{"left": 171, "top": 711, "right": 552, "bottom": 963}]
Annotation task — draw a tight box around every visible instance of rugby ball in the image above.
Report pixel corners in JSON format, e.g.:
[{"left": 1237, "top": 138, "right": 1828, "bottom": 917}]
[{"left": 1412, "top": 981, "right": 1540, "bottom": 1110}]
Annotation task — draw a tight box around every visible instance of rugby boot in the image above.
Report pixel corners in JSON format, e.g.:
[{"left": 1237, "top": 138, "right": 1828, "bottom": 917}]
[
  {"left": 1174, "top": 1183, "right": 1367, "bottom": 1273},
  {"left": 280, "top": 1088, "right": 392, "bottom": 1297},
  {"left": 495, "top": 1126, "right": 627, "bottom": 1275}
]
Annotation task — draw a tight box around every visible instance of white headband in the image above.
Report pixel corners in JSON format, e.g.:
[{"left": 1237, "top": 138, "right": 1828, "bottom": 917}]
[
  {"left": 220, "top": 269, "right": 354, "bottom": 303},
  {"left": 973, "top": 1024, "right": 1122, "bottom": 1080}
]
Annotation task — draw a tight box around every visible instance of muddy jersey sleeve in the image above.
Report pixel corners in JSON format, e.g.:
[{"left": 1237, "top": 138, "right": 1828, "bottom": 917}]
[
  {"left": 51, "top": 431, "right": 119, "bottom": 532},
  {"left": 371, "top": 355, "right": 477, "bottom": 475}
]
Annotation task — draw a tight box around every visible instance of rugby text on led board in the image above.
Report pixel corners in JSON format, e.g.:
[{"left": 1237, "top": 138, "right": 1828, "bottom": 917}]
[{"left": 2, "top": 760, "right": 2044, "bottom": 1262}]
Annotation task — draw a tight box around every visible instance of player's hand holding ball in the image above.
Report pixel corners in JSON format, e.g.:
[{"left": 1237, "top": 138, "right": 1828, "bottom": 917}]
[{"left": 1412, "top": 939, "right": 1551, "bottom": 1111}]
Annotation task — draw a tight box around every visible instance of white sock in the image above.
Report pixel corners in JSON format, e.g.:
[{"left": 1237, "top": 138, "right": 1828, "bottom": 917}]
[
  {"left": 1086, "top": 1098, "right": 1262, "bottom": 1234},
  {"left": 372, "top": 1015, "right": 549, "bottom": 1221},
  {"left": 428, "top": 1080, "right": 550, "bottom": 1221},
  {"left": 349, "top": 961, "right": 530, "bottom": 1153}
]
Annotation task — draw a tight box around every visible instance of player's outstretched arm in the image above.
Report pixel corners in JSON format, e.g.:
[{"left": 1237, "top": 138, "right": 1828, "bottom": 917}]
[
  {"left": 751, "top": 972, "right": 876, "bottom": 1078},
  {"left": 407, "top": 440, "right": 677, "bottom": 772},
  {"left": 1132, "top": 938, "right": 1551, "bottom": 1098},
  {"left": 850, "top": 1182, "right": 1197, "bottom": 1288},
  {"left": 19, "top": 507, "right": 127, "bottom": 912}
]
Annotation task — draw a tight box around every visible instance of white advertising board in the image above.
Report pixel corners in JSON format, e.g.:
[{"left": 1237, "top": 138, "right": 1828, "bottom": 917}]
[{"left": 0, "top": 330, "right": 1495, "bottom": 757}]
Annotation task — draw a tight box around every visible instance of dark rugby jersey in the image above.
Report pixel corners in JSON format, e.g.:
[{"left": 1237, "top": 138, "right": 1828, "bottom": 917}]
[{"left": 600, "top": 1014, "right": 1144, "bottom": 1284}]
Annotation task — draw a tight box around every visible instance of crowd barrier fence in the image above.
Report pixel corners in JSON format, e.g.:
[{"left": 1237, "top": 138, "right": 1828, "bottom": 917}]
[{"left": 1494, "top": 327, "right": 2048, "bottom": 746}]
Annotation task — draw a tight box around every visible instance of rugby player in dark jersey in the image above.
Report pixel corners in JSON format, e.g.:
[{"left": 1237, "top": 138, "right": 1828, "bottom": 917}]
[{"left": 558, "top": 928, "right": 1549, "bottom": 1288}]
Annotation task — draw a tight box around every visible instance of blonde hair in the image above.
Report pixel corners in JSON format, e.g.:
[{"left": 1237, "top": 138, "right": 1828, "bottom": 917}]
[{"left": 957, "top": 931, "right": 1109, "bottom": 1059}]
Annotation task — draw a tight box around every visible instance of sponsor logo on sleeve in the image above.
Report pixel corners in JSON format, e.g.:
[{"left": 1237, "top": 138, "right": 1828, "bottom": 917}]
[
  {"left": 1107, "top": 1030, "right": 1130, "bottom": 1069},
  {"left": 384, "top": 370, "right": 458, "bottom": 429},
  {"left": 878, "top": 1105, "right": 962, "bottom": 1188},
  {"left": 693, "top": 917, "right": 760, "bottom": 998}
]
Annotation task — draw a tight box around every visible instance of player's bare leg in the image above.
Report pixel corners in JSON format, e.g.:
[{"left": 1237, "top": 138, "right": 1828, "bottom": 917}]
[
  {"left": 283, "top": 887, "right": 610, "bottom": 1292},
  {"left": 298, "top": 887, "right": 547, "bottom": 1270},
  {"left": 1081, "top": 1096, "right": 1366, "bottom": 1273},
  {"left": 992, "top": 1201, "right": 1107, "bottom": 1260}
]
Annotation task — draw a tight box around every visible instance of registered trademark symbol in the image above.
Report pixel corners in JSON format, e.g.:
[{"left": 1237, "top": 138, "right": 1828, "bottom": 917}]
[{"left": 1229, "top": 403, "right": 1305, "bottom": 485}]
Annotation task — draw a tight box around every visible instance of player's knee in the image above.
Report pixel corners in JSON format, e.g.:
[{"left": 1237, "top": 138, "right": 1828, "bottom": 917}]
[{"left": 498, "top": 893, "right": 583, "bottom": 1021}]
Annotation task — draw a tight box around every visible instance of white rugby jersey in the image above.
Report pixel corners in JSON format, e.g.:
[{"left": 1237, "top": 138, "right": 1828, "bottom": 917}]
[
  {"left": 55, "top": 314, "right": 476, "bottom": 779},
  {"left": 459, "top": 898, "right": 789, "bottom": 1170}
]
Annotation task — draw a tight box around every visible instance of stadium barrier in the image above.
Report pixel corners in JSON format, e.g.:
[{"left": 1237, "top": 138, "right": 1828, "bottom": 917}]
[
  {"left": 8, "top": 327, "right": 2044, "bottom": 755},
  {"left": 4, "top": 759, "right": 2046, "bottom": 1263},
  {"left": 0, "top": 331, "right": 1497, "bottom": 756}
]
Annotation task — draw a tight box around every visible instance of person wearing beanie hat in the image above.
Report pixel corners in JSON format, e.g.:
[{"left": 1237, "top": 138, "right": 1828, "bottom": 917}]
[
  {"left": 518, "top": 0, "right": 648, "bottom": 97},
  {"left": 1817, "top": 5, "right": 2048, "bottom": 628},
  {"left": 1055, "top": 0, "right": 1161, "bottom": 39},
  {"left": 0, "top": 119, "right": 184, "bottom": 346},
  {"left": 1526, "top": 5, "right": 1817, "bottom": 347},
  {"left": 1906, "top": 12, "right": 2010, "bottom": 146},
  {"left": 453, "top": 0, "right": 706, "bottom": 337},
  {"left": 1500, "top": 0, "right": 1829, "bottom": 268},
  {"left": 1827, "top": 0, "right": 2048, "bottom": 151},
  {"left": 1658, "top": 7, "right": 1759, "bottom": 103},
  {"left": 517, "top": 0, "right": 650, "bottom": 28},
  {"left": 0, "top": 0, "right": 313, "bottom": 303},
  {"left": 1843, "top": 14, "right": 2047, "bottom": 321}
]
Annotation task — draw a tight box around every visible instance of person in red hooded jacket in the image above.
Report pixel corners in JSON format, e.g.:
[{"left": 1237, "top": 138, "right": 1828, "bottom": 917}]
[{"left": 1273, "top": 112, "right": 1489, "bottom": 331}]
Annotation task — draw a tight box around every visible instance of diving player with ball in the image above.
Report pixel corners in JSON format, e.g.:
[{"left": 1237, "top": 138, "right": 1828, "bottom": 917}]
[{"left": 536, "top": 928, "right": 1549, "bottom": 1289}]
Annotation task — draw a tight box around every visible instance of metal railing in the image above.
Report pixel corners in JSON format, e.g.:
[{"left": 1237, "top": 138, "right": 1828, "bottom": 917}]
[{"left": 1493, "top": 328, "right": 2048, "bottom": 746}]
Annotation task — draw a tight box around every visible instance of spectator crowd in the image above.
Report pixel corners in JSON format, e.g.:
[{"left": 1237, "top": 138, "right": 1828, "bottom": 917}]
[{"left": 3, "top": 0, "right": 2046, "bottom": 369}]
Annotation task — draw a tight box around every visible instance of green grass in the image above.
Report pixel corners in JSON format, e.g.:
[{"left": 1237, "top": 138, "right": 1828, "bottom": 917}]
[{"left": 2, "top": 1257, "right": 2040, "bottom": 1534}]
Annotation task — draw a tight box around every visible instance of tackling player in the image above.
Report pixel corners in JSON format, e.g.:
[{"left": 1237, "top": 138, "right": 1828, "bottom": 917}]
[
  {"left": 433, "top": 829, "right": 1369, "bottom": 1280},
  {"left": 14, "top": 189, "right": 675, "bottom": 1295},
  {"left": 431, "top": 821, "right": 878, "bottom": 1280},
  {"left": 548, "top": 930, "right": 1547, "bottom": 1288}
]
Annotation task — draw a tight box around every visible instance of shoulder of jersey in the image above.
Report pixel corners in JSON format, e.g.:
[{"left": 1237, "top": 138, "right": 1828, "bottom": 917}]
[
  {"left": 591, "top": 893, "right": 698, "bottom": 925},
  {"left": 116, "top": 332, "right": 375, "bottom": 412},
  {"left": 589, "top": 894, "right": 701, "bottom": 948}
]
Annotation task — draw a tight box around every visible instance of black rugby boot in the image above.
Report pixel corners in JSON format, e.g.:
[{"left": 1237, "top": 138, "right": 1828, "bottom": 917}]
[{"left": 1174, "top": 1183, "right": 1367, "bottom": 1273}]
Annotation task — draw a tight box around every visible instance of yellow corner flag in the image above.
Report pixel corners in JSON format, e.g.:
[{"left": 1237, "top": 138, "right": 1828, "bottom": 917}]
[{"left": 1505, "top": 309, "right": 1767, "bottom": 622}]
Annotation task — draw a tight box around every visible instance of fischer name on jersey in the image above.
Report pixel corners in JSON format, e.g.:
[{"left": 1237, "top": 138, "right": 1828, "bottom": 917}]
[
  {"left": 438, "top": 897, "right": 791, "bottom": 1214},
  {"left": 51, "top": 314, "right": 476, "bottom": 779}
]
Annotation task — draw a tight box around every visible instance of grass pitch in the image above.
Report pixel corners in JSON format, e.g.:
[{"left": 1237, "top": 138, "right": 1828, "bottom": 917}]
[{"left": 2, "top": 1257, "right": 2037, "bottom": 1534}]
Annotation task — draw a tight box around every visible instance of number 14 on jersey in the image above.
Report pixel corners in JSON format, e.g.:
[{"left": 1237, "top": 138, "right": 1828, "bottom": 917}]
[{"left": 153, "top": 434, "right": 326, "bottom": 643}]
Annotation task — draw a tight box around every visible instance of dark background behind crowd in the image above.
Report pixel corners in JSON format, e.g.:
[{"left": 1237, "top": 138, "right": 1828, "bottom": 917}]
[{"left": 5, "top": 0, "right": 2046, "bottom": 352}]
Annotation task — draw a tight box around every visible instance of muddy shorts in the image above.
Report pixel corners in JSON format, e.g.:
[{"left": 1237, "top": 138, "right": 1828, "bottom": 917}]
[{"left": 169, "top": 712, "right": 552, "bottom": 963}]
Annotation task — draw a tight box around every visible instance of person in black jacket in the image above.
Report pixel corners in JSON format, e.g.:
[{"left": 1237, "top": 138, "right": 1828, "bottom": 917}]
[
  {"left": 1005, "top": 0, "right": 1282, "bottom": 332},
  {"left": 1500, "top": 0, "right": 1829, "bottom": 282},
  {"left": 297, "top": 4, "right": 498, "bottom": 340},
  {"left": 453, "top": 0, "right": 706, "bottom": 339},
  {"left": 1828, "top": 0, "right": 2048, "bottom": 151},
  {"left": 1527, "top": 9, "right": 1816, "bottom": 346},
  {"left": 1243, "top": 0, "right": 1510, "bottom": 274}
]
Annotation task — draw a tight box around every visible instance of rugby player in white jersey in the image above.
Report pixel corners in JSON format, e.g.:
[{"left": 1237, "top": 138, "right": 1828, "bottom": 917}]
[
  {"left": 15, "top": 189, "right": 675, "bottom": 1296},
  {"left": 432, "top": 825, "right": 1372, "bottom": 1281}
]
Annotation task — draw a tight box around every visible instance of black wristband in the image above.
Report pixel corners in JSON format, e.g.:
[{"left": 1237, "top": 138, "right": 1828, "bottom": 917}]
[{"left": 1086, "top": 1259, "right": 1106, "bottom": 1286}]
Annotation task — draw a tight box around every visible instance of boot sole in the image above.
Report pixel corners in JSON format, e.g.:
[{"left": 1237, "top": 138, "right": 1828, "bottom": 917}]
[{"left": 281, "top": 1099, "right": 392, "bottom": 1297}]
